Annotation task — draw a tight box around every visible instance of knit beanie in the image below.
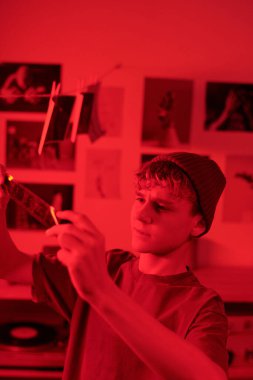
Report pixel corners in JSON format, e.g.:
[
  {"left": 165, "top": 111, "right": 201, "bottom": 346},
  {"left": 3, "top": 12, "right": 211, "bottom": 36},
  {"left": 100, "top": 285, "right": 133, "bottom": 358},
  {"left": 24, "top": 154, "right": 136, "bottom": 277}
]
[{"left": 150, "top": 152, "right": 226, "bottom": 234}]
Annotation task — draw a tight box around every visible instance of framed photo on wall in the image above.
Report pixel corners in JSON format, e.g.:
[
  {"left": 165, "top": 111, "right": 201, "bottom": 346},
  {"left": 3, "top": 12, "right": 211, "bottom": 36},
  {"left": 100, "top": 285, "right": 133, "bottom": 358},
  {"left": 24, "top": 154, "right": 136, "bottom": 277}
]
[
  {"left": 6, "top": 119, "right": 75, "bottom": 170},
  {"left": 205, "top": 81, "right": 253, "bottom": 132},
  {"left": 141, "top": 77, "right": 193, "bottom": 148},
  {"left": 98, "top": 86, "right": 125, "bottom": 137},
  {"left": 0, "top": 62, "right": 61, "bottom": 112},
  {"left": 85, "top": 149, "right": 121, "bottom": 199},
  {"left": 223, "top": 155, "right": 253, "bottom": 223}
]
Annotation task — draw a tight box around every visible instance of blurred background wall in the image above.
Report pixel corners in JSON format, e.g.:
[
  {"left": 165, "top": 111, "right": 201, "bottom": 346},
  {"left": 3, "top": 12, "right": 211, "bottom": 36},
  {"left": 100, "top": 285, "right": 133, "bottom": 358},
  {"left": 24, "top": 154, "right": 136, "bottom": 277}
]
[{"left": 1, "top": 0, "right": 253, "bottom": 268}]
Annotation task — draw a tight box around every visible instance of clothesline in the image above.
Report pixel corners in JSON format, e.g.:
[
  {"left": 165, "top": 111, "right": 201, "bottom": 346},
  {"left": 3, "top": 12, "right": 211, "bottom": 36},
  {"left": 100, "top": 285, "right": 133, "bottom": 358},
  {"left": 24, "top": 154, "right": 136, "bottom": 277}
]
[
  {"left": 0, "top": 91, "right": 93, "bottom": 99},
  {"left": 0, "top": 93, "right": 52, "bottom": 98},
  {"left": 0, "top": 63, "right": 123, "bottom": 99},
  {"left": 0, "top": 82, "right": 99, "bottom": 99}
]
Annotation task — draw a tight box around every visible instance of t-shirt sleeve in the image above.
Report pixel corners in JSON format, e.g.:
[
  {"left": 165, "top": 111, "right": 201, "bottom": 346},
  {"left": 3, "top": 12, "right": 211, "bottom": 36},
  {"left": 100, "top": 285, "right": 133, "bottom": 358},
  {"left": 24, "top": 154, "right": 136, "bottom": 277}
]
[
  {"left": 106, "top": 249, "right": 134, "bottom": 279},
  {"left": 32, "top": 253, "right": 77, "bottom": 322},
  {"left": 185, "top": 295, "right": 229, "bottom": 373},
  {"left": 31, "top": 249, "right": 131, "bottom": 322}
]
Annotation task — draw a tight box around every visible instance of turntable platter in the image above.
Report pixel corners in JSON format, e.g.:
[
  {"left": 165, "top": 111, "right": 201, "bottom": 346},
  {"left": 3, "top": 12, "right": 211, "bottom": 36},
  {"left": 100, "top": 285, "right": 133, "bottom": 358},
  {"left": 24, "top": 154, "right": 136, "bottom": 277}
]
[
  {"left": 10, "top": 326, "right": 39, "bottom": 340},
  {"left": 0, "top": 321, "right": 57, "bottom": 351}
]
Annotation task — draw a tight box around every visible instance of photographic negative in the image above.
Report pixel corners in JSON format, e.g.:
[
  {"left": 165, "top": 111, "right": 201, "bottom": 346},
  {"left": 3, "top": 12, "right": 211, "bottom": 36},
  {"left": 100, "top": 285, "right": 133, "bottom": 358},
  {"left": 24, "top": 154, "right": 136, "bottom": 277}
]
[
  {"left": 205, "top": 81, "right": 253, "bottom": 132},
  {"left": 6, "top": 183, "right": 73, "bottom": 230},
  {"left": 0, "top": 62, "right": 61, "bottom": 112},
  {"left": 141, "top": 77, "right": 193, "bottom": 147}
]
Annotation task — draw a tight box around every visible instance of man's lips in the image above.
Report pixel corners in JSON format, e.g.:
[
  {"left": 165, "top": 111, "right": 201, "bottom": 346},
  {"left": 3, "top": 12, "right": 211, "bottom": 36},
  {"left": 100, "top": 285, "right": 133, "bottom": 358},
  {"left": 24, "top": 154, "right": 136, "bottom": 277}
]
[{"left": 133, "top": 227, "right": 150, "bottom": 237}]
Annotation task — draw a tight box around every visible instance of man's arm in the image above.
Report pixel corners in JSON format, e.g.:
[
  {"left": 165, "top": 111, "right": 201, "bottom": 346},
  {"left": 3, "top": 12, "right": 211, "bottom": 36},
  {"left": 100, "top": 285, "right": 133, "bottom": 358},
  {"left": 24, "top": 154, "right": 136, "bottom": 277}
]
[
  {"left": 47, "top": 210, "right": 227, "bottom": 380},
  {"left": 92, "top": 279, "right": 227, "bottom": 380}
]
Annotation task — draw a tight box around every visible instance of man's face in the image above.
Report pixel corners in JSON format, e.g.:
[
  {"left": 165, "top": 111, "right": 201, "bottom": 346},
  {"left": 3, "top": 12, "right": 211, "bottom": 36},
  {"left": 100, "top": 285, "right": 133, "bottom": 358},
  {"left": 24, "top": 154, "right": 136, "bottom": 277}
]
[{"left": 130, "top": 185, "right": 202, "bottom": 255}]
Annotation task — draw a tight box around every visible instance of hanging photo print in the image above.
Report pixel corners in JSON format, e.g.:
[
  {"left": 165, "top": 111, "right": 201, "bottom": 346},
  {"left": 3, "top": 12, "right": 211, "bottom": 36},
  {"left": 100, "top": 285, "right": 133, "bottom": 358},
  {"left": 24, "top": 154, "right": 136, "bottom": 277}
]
[{"left": 38, "top": 82, "right": 105, "bottom": 155}]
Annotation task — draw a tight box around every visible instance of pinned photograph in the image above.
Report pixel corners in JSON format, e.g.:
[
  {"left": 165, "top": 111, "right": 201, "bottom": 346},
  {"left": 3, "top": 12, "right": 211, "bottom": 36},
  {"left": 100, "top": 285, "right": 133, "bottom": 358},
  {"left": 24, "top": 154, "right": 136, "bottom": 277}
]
[
  {"left": 223, "top": 155, "right": 253, "bottom": 222},
  {"left": 0, "top": 62, "right": 61, "bottom": 112},
  {"left": 6, "top": 120, "right": 75, "bottom": 170},
  {"left": 141, "top": 77, "right": 193, "bottom": 147},
  {"left": 6, "top": 183, "right": 73, "bottom": 229},
  {"left": 38, "top": 82, "right": 105, "bottom": 156},
  {"left": 205, "top": 81, "right": 253, "bottom": 132},
  {"left": 97, "top": 86, "right": 124, "bottom": 137},
  {"left": 85, "top": 149, "right": 121, "bottom": 199}
]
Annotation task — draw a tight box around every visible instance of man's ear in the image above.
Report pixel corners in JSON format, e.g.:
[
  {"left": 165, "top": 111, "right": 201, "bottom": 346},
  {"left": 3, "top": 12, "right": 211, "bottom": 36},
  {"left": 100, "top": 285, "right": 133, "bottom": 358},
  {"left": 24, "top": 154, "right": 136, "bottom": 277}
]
[{"left": 191, "top": 214, "right": 206, "bottom": 237}]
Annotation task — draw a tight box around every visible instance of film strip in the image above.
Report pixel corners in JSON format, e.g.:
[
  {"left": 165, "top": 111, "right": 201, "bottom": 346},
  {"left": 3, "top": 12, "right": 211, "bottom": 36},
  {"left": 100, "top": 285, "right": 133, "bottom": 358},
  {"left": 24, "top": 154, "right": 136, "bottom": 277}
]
[{"left": 4, "top": 174, "right": 59, "bottom": 228}]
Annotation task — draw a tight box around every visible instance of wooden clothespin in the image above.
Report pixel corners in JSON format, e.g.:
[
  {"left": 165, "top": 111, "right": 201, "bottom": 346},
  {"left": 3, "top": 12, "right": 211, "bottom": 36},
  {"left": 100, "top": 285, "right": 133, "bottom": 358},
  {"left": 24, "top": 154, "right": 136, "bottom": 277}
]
[{"left": 38, "top": 81, "right": 61, "bottom": 155}]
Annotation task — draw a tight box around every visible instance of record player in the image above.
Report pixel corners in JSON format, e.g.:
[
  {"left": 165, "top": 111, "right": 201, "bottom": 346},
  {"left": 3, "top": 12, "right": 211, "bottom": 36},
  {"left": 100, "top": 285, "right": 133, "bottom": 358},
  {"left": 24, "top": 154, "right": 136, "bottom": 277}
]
[{"left": 0, "top": 287, "right": 69, "bottom": 380}]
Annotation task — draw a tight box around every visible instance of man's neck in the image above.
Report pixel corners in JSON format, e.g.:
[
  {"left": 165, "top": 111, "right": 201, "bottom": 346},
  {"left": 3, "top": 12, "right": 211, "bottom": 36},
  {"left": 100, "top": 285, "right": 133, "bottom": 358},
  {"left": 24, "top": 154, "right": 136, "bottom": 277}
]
[{"left": 138, "top": 241, "right": 194, "bottom": 276}]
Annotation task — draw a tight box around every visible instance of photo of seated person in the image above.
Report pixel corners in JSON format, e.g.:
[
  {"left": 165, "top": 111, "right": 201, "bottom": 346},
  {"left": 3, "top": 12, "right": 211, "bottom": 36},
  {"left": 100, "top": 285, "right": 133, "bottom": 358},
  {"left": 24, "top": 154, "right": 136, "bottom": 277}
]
[
  {"left": 0, "top": 152, "right": 228, "bottom": 380},
  {"left": 205, "top": 87, "right": 253, "bottom": 132},
  {"left": 0, "top": 65, "right": 46, "bottom": 105}
]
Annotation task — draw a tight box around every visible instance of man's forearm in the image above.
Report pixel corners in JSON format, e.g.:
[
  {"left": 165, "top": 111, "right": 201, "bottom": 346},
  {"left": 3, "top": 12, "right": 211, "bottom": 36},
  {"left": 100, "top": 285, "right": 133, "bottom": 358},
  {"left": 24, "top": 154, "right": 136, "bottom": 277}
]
[{"left": 88, "top": 282, "right": 227, "bottom": 380}]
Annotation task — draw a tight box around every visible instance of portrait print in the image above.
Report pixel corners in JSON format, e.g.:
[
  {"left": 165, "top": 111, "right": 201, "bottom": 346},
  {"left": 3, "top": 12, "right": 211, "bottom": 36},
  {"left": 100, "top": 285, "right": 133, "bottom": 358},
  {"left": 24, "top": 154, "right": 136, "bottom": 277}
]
[
  {"left": 0, "top": 62, "right": 61, "bottom": 112},
  {"left": 205, "top": 81, "right": 253, "bottom": 132},
  {"left": 223, "top": 155, "right": 253, "bottom": 222},
  {"left": 6, "top": 120, "right": 75, "bottom": 170},
  {"left": 141, "top": 77, "right": 193, "bottom": 147},
  {"left": 85, "top": 149, "right": 121, "bottom": 199},
  {"left": 98, "top": 86, "right": 124, "bottom": 137}
]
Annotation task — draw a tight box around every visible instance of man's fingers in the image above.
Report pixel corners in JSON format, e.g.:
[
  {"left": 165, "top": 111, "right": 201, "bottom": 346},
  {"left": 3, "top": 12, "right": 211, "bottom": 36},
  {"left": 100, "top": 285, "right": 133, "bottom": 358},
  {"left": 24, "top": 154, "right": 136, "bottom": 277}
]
[
  {"left": 46, "top": 222, "right": 94, "bottom": 242},
  {"left": 56, "top": 234, "right": 86, "bottom": 265},
  {"left": 57, "top": 248, "right": 72, "bottom": 266},
  {"left": 59, "top": 232, "right": 83, "bottom": 250},
  {"left": 56, "top": 210, "right": 99, "bottom": 232}
]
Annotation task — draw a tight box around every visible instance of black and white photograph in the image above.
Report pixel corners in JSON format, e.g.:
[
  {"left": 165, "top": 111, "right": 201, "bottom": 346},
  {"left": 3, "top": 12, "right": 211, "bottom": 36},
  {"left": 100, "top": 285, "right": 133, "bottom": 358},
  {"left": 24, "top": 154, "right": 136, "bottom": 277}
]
[
  {"left": 6, "top": 183, "right": 74, "bottom": 229},
  {"left": 141, "top": 77, "right": 193, "bottom": 147},
  {"left": 85, "top": 149, "right": 121, "bottom": 198},
  {"left": 98, "top": 86, "right": 124, "bottom": 137},
  {"left": 0, "top": 62, "right": 61, "bottom": 112},
  {"left": 6, "top": 119, "right": 75, "bottom": 170},
  {"left": 205, "top": 81, "right": 253, "bottom": 132},
  {"left": 223, "top": 155, "right": 253, "bottom": 223}
]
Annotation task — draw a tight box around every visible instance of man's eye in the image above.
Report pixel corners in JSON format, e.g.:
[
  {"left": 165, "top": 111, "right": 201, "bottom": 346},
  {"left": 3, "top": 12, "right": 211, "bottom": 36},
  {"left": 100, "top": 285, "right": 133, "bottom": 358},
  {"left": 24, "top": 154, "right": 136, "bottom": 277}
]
[
  {"left": 136, "top": 197, "right": 145, "bottom": 203},
  {"left": 153, "top": 203, "right": 167, "bottom": 212}
]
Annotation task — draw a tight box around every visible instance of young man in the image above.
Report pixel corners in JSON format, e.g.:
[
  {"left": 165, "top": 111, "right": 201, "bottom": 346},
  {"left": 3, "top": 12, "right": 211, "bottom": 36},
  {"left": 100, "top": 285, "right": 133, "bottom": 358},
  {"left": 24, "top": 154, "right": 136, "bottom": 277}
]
[{"left": 0, "top": 152, "right": 228, "bottom": 380}]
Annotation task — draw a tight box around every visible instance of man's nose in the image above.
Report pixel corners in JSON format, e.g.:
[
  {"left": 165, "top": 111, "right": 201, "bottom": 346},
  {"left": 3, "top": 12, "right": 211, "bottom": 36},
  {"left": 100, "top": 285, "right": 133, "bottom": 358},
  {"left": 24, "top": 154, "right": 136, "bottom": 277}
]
[{"left": 136, "top": 203, "right": 153, "bottom": 224}]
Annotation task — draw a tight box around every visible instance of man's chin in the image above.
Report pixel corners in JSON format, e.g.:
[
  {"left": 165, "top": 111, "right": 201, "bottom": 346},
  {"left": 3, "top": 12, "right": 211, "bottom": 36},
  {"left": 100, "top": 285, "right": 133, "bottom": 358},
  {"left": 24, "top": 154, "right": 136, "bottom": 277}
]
[
  {"left": 131, "top": 242, "right": 155, "bottom": 254},
  {"left": 131, "top": 243, "right": 148, "bottom": 253}
]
